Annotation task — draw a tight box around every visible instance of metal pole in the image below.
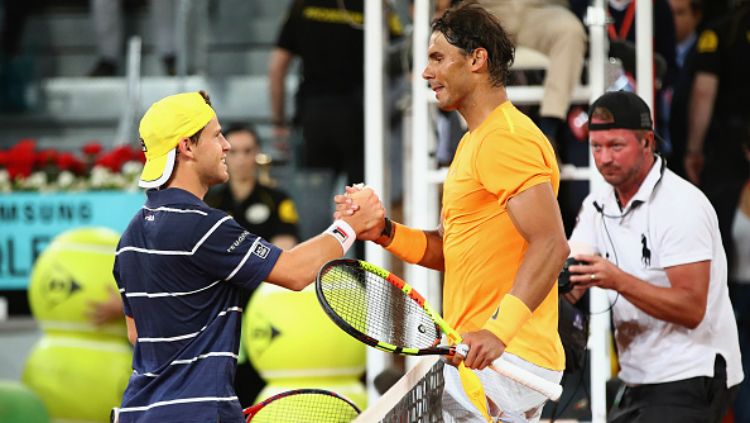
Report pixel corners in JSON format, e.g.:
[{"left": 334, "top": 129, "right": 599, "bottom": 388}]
[
  {"left": 635, "top": 0, "right": 654, "bottom": 111},
  {"left": 114, "top": 36, "right": 142, "bottom": 147},
  {"left": 407, "top": 0, "right": 441, "bottom": 370},
  {"left": 364, "top": 0, "right": 389, "bottom": 405},
  {"left": 585, "top": 1, "right": 611, "bottom": 421}
]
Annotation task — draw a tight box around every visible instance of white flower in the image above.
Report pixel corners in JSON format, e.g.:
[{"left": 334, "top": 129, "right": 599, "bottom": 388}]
[
  {"left": 121, "top": 161, "right": 143, "bottom": 176},
  {"left": 0, "top": 169, "right": 10, "bottom": 192},
  {"left": 26, "top": 171, "right": 47, "bottom": 189},
  {"left": 90, "top": 166, "right": 112, "bottom": 188},
  {"left": 56, "top": 171, "right": 76, "bottom": 189}
]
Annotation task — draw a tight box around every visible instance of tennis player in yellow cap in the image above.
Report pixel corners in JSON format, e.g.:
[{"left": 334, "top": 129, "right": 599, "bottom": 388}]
[{"left": 111, "top": 91, "right": 383, "bottom": 422}]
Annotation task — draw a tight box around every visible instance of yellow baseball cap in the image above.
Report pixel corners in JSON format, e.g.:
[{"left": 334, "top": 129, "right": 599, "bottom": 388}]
[{"left": 138, "top": 92, "right": 216, "bottom": 188}]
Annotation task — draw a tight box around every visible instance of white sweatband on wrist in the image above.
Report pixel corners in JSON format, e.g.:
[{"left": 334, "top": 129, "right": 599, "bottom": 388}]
[{"left": 325, "top": 220, "right": 356, "bottom": 255}]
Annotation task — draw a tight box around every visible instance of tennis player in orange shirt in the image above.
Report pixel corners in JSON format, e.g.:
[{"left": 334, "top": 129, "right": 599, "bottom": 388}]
[{"left": 337, "top": 2, "right": 569, "bottom": 421}]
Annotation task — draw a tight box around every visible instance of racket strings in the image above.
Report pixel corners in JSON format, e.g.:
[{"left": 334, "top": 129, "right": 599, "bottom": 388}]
[
  {"left": 319, "top": 264, "right": 440, "bottom": 349},
  {"left": 248, "top": 392, "right": 359, "bottom": 423}
]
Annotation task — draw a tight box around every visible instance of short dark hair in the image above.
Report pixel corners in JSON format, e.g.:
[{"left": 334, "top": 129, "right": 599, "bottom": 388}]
[
  {"left": 223, "top": 124, "right": 259, "bottom": 143},
  {"left": 431, "top": 0, "right": 515, "bottom": 86},
  {"left": 188, "top": 90, "right": 213, "bottom": 144},
  {"left": 689, "top": 0, "right": 702, "bottom": 14}
]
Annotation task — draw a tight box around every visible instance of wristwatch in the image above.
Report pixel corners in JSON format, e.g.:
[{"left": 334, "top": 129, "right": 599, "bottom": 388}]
[{"left": 381, "top": 217, "right": 393, "bottom": 238}]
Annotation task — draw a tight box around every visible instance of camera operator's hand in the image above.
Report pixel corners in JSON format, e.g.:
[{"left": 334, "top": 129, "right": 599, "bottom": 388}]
[{"left": 568, "top": 254, "right": 625, "bottom": 292}]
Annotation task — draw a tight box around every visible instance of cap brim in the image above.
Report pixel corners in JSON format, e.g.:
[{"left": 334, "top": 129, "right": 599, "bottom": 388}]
[{"left": 139, "top": 148, "right": 176, "bottom": 189}]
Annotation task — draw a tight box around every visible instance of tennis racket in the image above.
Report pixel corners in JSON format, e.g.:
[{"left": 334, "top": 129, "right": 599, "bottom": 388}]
[
  {"left": 242, "top": 389, "right": 360, "bottom": 423},
  {"left": 316, "top": 258, "right": 563, "bottom": 401}
]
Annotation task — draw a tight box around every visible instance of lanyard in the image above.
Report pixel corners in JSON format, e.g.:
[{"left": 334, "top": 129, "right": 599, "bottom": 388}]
[{"left": 608, "top": 0, "right": 637, "bottom": 41}]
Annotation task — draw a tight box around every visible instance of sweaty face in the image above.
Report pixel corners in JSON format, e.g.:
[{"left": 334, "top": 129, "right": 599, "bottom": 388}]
[
  {"left": 194, "top": 117, "right": 230, "bottom": 186},
  {"left": 590, "top": 129, "right": 651, "bottom": 189},
  {"left": 422, "top": 32, "right": 472, "bottom": 111},
  {"left": 225, "top": 131, "right": 258, "bottom": 181}
]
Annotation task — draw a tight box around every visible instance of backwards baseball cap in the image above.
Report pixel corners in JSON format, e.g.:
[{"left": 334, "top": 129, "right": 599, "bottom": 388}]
[
  {"left": 138, "top": 92, "right": 216, "bottom": 188},
  {"left": 587, "top": 90, "right": 654, "bottom": 132}
]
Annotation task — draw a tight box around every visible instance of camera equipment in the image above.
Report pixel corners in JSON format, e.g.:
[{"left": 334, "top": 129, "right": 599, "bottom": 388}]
[{"left": 558, "top": 257, "right": 584, "bottom": 294}]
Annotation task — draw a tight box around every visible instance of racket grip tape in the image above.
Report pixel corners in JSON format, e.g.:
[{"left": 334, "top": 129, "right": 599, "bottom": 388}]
[{"left": 489, "top": 360, "right": 563, "bottom": 401}]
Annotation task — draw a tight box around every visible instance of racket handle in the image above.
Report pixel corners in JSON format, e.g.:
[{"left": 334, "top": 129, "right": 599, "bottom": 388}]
[
  {"left": 454, "top": 343, "right": 469, "bottom": 358},
  {"left": 489, "top": 360, "right": 562, "bottom": 401},
  {"left": 453, "top": 343, "right": 562, "bottom": 401}
]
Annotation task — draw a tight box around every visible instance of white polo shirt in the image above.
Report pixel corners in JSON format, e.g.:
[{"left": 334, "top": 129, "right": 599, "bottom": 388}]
[{"left": 571, "top": 156, "right": 743, "bottom": 387}]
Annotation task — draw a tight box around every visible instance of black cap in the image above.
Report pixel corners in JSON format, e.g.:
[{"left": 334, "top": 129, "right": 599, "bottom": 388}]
[{"left": 588, "top": 91, "right": 654, "bottom": 131}]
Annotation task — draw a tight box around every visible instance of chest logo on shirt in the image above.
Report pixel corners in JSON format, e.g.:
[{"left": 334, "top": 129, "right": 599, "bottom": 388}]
[{"left": 641, "top": 234, "right": 651, "bottom": 267}]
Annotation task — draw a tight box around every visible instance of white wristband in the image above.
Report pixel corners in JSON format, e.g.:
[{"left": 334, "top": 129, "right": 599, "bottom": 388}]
[{"left": 325, "top": 220, "right": 356, "bottom": 255}]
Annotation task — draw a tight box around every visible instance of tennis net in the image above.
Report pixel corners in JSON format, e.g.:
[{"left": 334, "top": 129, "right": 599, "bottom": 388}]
[{"left": 354, "top": 357, "right": 445, "bottom": 423}]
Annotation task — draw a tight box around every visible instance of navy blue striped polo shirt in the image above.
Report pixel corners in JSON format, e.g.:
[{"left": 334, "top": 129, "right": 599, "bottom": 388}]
[{"left": 113, "top": 188, "right": 282, "bottom": 422}]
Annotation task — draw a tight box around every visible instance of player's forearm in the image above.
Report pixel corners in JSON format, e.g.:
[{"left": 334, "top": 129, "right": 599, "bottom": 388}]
[
  {"left": 686, "top": 73, "right": 718, "bottom": 154},
  {"left": 417, "top": 230, "right": 445, "bottom": 271},
  {"left": 267, "top": 234, "right": 348, "bottom": 291},
  {"left": 510, "top": 235, "right": 569, "bottom": 310},
  {"left": 377, "top": 222, "right": 444, "bottom": 271}
]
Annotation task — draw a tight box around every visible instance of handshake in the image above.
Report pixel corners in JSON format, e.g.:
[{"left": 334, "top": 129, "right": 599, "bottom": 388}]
[{"left": 332, "top": 184, "right": 389, "bottom": 242}]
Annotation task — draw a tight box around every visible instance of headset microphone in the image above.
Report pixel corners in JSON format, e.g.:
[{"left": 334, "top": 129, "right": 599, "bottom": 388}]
[{"left": 592, "top": 200, "right": 644, "bottom": 218}]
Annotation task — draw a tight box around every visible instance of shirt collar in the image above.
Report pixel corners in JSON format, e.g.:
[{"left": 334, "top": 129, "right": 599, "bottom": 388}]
[
  {"left": 145, "top": 188, "right": 205, "bottom": 208},
  {"left": 601, "top": 155, "right": 664, "bottom": 211}
]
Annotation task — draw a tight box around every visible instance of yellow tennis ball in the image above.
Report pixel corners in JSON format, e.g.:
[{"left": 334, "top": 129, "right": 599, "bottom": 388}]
[
  {"left": 243, "top": 283, "right": 365, "bottom": 382},
  {"left": 0, "top": 380, "right": 49, "bottom": 423},
  {"left": 256, "top": 378, "right": 367, "bottom": 411},
  {"left": 27, "top": 227, "right": 126, "bottom": 341},
  {"left": 22, "top": 335, "right": 132, "bottom": 422}
]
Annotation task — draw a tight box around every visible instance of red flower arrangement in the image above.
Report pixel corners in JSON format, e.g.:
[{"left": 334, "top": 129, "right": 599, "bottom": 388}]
[{"left": 0, "top": 139, "right": 146, "bottom": 191}]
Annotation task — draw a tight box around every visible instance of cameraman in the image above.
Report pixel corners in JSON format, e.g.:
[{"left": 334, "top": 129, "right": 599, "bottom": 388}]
[{"left": 564, "top": 91, "right": 742, "bottom": 422}]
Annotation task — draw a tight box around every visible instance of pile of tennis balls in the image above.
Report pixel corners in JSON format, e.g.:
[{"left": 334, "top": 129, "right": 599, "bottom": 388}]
[
  {"left": 23, "top": 227, "right": 132, "bottom": 422},
  {"left": 243, "top": 283, "right": 367, "bottom": 409}
]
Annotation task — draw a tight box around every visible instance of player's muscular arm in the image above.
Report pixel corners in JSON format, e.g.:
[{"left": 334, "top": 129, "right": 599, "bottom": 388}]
[
  {"left": 266, "top": 233, "right": 356, "bottom": 291},
  {"left": 418, "top": 229, "right": 445, "bottom": 271},
  {"left": 375, "top": 224, "right": 445, "bottom": 271},
  {"left": 507, "top": 182, "right": 570, "bottom": 309}
]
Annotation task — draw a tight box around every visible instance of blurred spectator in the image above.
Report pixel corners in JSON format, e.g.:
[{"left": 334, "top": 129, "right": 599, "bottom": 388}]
[
  {"left": 607, "top": 0, "right": 677, "bottom": 140},
  {"left": 731, "top": 129, "right": 750, "bottom": 423},
  {"left": 0, "top": 0, "right": 36, "bottom": 111},
  {"left": 607, "top": 0, "right": 677, "bottom": 87},
  {"left": 268, "top": 0, "right": 402, "bottom": 186},
  {"left": 205, "top": 125, "right": 299, "bottom": 250},
  {"left": 685, "top": 0, "right": 750, "bottom": 272},
  {"left": 88, "top": 0, "right": 177, "bottom": 77},
  {"left": 204, "top": 124, "right": 300, "bottom": 407},
  {"left": 666, "top": 0, "right": 703, "bottom": 178},
  {"left": 478, "top": 0, "right": 587, "bottom": 151}
]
